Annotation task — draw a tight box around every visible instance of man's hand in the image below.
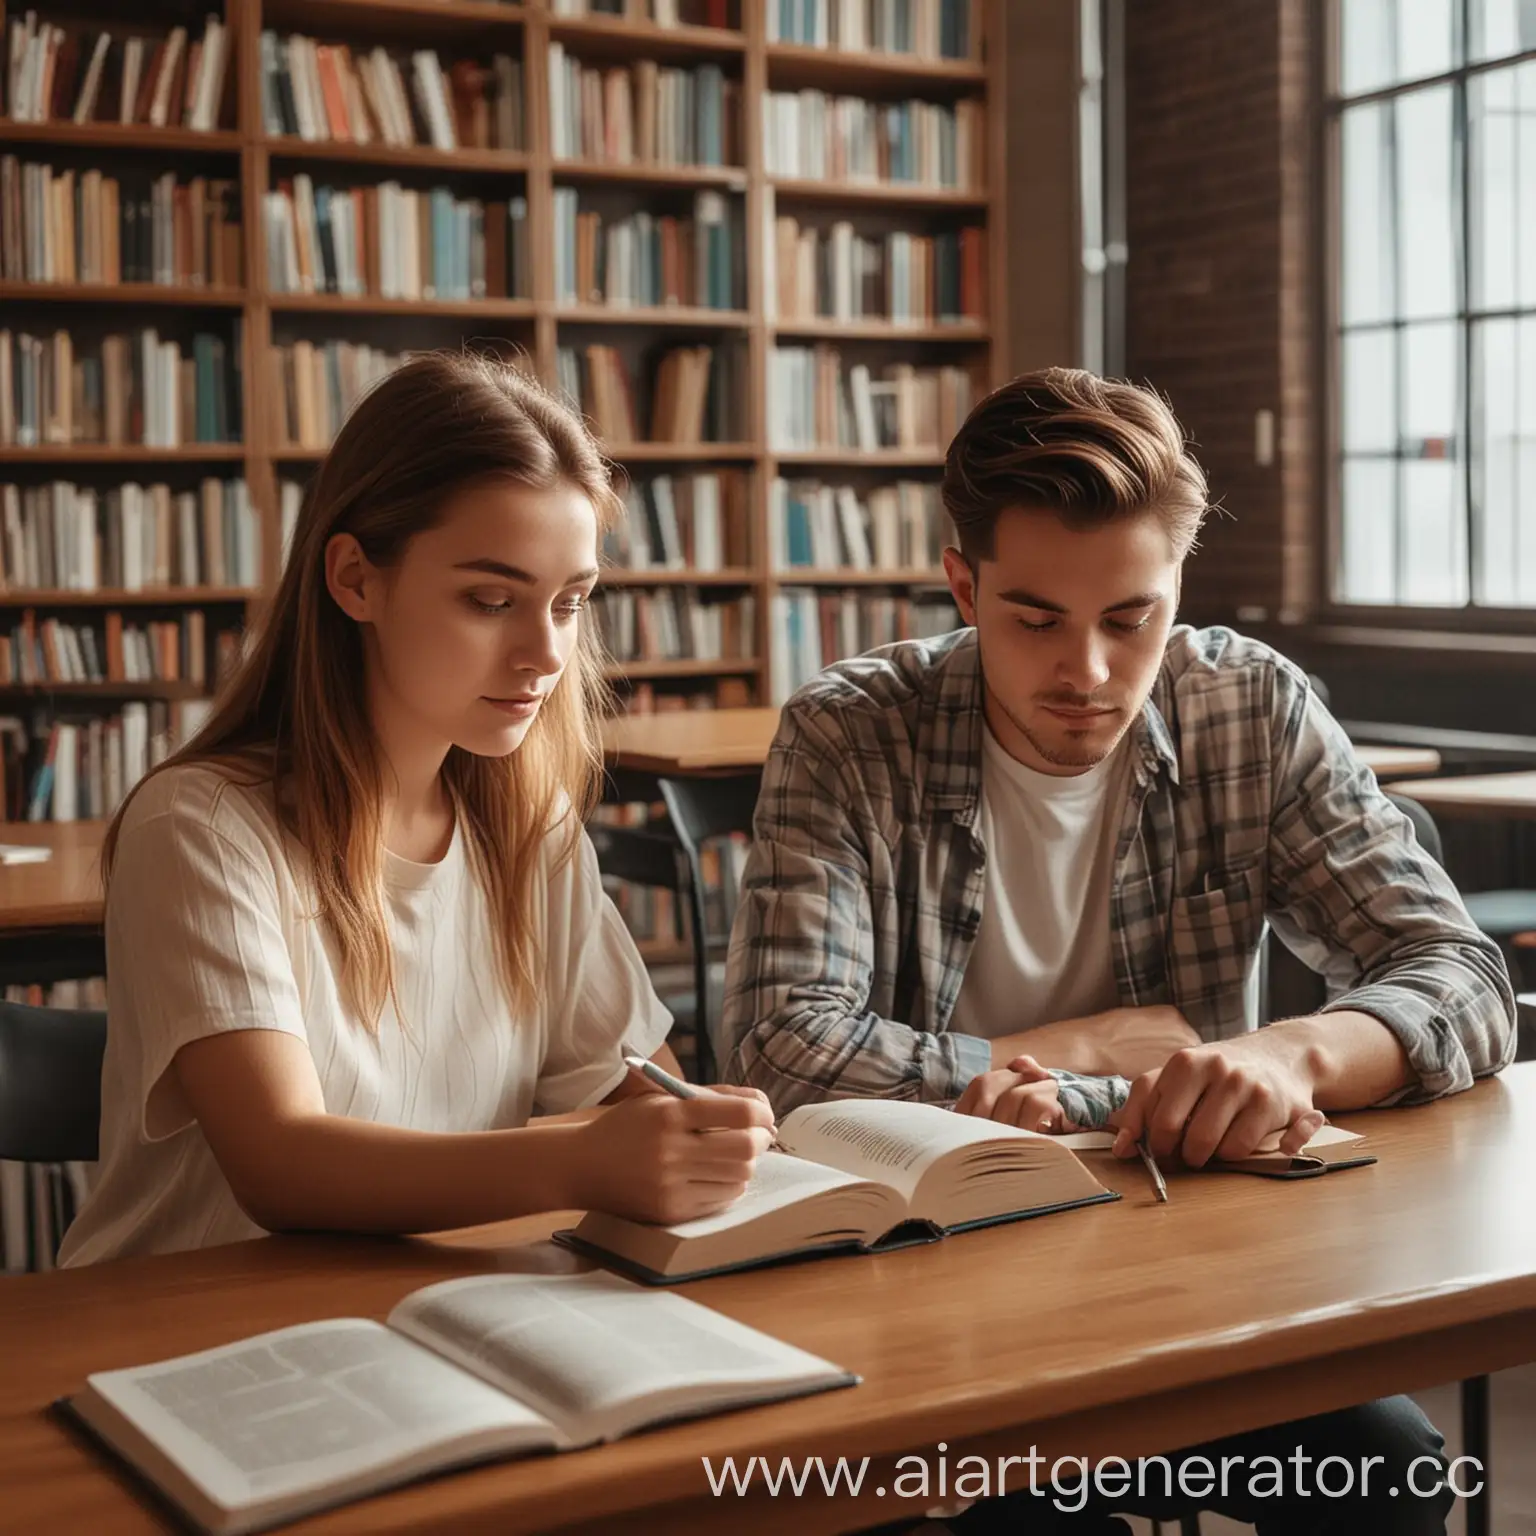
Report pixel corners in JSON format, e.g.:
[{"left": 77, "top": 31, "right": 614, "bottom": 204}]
[
  {"left": 955, "top": 1055, "right": 1083, "bottom": 1132},
  {"left": 1109, "top": 1032, "right": 1327, "bottom": 1167},
  {"left": 987, "top": 1006, "right": 1202, "bottom": 1078}
]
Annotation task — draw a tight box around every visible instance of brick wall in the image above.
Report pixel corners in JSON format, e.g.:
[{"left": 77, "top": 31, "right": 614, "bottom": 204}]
[{"left": 1124, "top": 0, "right": 1318, "bottom": 625}]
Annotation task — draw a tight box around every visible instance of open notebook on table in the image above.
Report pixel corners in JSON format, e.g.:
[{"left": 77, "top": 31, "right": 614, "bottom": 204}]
[
  {"left": 559, "top": 1098, "right": 1117, "bottom": 1283},
  {"left": 59, "top": 1271, "right": 857, "bottom": 1536}
]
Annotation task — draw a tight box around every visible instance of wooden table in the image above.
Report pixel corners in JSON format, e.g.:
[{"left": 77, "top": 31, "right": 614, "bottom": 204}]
[
  {"left": 3, "top": 1067, "right": 1534, "bottom": 1535},
  {"left": 603, "top": 708, "right": 1441, "bottom": 782},
  {"left": 1381, "top": 771, "right": 1536, "bottom": 821},
  {"left": 0, "top": 820, "right": 106, "bottom": 931}
]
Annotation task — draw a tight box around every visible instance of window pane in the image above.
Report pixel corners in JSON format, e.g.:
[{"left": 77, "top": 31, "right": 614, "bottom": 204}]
[
  {"left": 1401, "top": 461, "right": 1468, "bottom": 603},
  {"left": 1522, "top": 62, "right": 1536, "bottom": 308},
  {"left": 1472, "top": 317, "right": 1536, "bottom": 604},
  {"left": 1471, "top": 68, "right": 1518, "bottom": 309},
  {"left": 1342, "top": 328, "right": 1398, "bottom": 451},
  {"left": 1402, "top": 320, "right": 1461, "bottom": 452},
  {"left": 1395, "top": 0, "right": 1457, "bottom": 86},
  {"left": 1342, "top": 104, "right": 1396, "bottom": 323},
  {"left": 1470, "top": 0, "right": 1536, "bottom": 61},
  {"left": 1341, "top": 0, "right": 1396, "bottom": 94},
  {"left": 1339, "top": 458, "right": 1398, "bottom": 602},
  {"left": 1396, "top": 86, "right": 1459, "bottom": 320},
  {"left": 1342, "top": 0, "right": 1458, "bottom": 92}
]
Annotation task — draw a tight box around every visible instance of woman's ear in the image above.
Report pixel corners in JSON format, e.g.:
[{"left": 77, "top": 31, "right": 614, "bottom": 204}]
[{"left": 324, "top": 533, "right": 376, "bottom": 623}]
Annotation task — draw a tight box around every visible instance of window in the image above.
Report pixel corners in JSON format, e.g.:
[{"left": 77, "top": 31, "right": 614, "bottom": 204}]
[{"left": 1330, "top": 0, "right": 1536, "bottom": 610}]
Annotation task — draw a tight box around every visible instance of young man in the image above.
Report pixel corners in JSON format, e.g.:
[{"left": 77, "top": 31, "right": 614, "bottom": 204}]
[{"left": 721, "top": 368, "right": 1515, "bottom": 1533}]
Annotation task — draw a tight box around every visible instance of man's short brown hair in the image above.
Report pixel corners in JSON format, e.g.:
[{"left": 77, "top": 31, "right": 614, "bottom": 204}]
[{"left": 942, "top": 367, "right": 1209, "bottom": 563}]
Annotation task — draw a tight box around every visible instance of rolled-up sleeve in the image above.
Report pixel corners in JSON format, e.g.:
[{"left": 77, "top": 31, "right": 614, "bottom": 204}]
[{"left": 1266, "top": 671, "right": 1516, "bottom": 1103}]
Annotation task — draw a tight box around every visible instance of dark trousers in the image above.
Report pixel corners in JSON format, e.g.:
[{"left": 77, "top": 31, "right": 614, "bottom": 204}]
[{"left": 948, "top": 1396, "right": 1455, "bottom": 1535}]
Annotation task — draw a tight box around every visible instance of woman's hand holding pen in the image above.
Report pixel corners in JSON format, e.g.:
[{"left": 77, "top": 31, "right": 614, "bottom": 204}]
[{"left": 569, "top": 1080, "right": 776, "bottom": 1226}]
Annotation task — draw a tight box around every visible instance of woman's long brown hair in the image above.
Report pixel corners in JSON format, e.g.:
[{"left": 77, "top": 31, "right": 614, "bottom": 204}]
[{"left": 104, "top": 351, "right": 620, "bottom": 1027}]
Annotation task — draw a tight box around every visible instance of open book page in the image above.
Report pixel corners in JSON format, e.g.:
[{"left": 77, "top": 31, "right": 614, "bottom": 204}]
[
  {"left": 776, "top": 1099, "right": 1054, "bottom": 1203},
  {"left": 1057, "top": 1125, "right": 1364, "bottom": 1157},
  {"left": 388, "top": 1272, "right": 852, "bottom": 1445},
  {"left": 663, "top": 1146, "right": 886, "bottom": 1238},
  {"left": 83, "top": 1319, "right": 553, "bottom": 1513}
]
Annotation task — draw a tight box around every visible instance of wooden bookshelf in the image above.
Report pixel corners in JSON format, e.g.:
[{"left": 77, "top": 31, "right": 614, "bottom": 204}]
[
  {"left": 0, "top": 679, "right": 211, "bottom": 700},
  {"left": 0, "top": 0, "right": 1007, "bottom": 726},
  {"left": 0, "top": 588, "right": 256, "bottom": 606}
]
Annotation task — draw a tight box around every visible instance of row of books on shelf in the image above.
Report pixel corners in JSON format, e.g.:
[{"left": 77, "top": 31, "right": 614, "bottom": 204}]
[
  {"left": 769, "top": 348, "right": 973, "bottom": 451},
  {"left": 264, "top": 178, "right": 529, "bottom": 303},
  {"left": 0, "top": 608, "right": 235, "bottom": 688},
  {"left": 260, "top": 32, "right": 524, "bottom": 154},
  {"left": 594, "top": 588, "right": 755, "bottom": 663},
  {"left": 1, "top": 1153, "right": 90, "bottom": 1273},
  {"left": 551, "top": 1, "right": 733, "bottom": 25},
  {"left": 0, "top": 478, "right": 259, "bottom": 594},
  {"left": 548, "top": 49, "right": 740, "bottom": 167},
  {"left": 606, "top": 471, "right": 748, "bottom": 571},
  {"left": 762, "top": 91, "right": 983, "bottom": 188},
  {"left": 558, "top": 340, "right": 746, "bottom": 444},
  {"left": 3, "top": 15, "right": 230, "bottom": 131},
  {"left": 770, "top": 587, "right": 954, "bottom": 702},
  {"left": 554, "top": 189, "right": 740, "bottom": 310},
  {"left": 273, "top": 341, "right": 406, "bottom": 453},
  {"left": 768, "top": 0, "right": 974, "bottom": 58},
  {"left": 770, "top": 216, "right": 984, "bottom": 325},
  {"left": 0, "top": 697, "right": 211, "bottom": 823},
  {"left": 1, "top": 161, "right": 243, "bottom": 290},
  {"left": 0, "top": 328, "right": 240, "bottom": 449},
  {"left": 770, "top": 477, "right": 950, "bottom": 570}
]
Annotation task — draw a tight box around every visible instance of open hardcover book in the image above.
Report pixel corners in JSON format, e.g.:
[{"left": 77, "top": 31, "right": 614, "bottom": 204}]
[
  {"left": 562, "top": 1098, "right": 1117, "bottom": 1283},
  {"left": 59, "top": 1271, "right": 857, "bottom": 1536}
]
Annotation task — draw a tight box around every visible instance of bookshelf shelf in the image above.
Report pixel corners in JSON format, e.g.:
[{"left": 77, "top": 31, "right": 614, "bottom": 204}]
[
  {"left": 0, "top": 282, "right": 246, "bottom": 309},
  {"left": 605, "top": 443, "right": 758, "bottom": 463},
  {"left": 260, "top": 0, "right": 527, "bottom": 38},
  {"left": 0, "top": 124, "right": 241, "bottom": 154},
  {"left": 266, "top": 295, "right": 538, "bottom": 319},
  {"left": 547, "top": 15, "right": 747, "bottom": 57},
  {"left": 772, "top": 448, "right": 949, "bottom": 468},
  {"left": 263, "top": 140, "right": 532, "bottom": 175},
  {"left": 0, "top": 680, "right": 211, "bottom": 700},
  {"left": 769, "top": 318, "right": 989, "bottom": 342},
  {"left": 772, "top": 569, "right": 952, "bottom": 587},
  {"left": 764, "top": 43, "right": 987, "bottom": 91},
  {"left": 599, "top": 568, "right": 756, "bottom": 587},
  {"left": 556, "top": 305, "right": 750, "bottom": 329},
  {"left": 768, "top": 177, "right": 989, "bottom": 209},
  {"left": 552, "top": 161, "right": 748, "bottom": 192},
  {"left": 607, "top": 658, "right": 760, "bottom": 681},
  {"left": 0, "top": 588, "right": 257, "bottom": 607},
  {"left": 0, "top": 446, "right": 245, "bottom": 464}
]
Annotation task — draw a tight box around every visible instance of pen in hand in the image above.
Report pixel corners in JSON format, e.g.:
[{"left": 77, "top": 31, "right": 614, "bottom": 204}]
[
  {"left": 1135, "top": 1133, "right": 1169, "bottom": 1203},
  {"left": 621, "top": 1055, "right": 782, "bottom": 1150}
]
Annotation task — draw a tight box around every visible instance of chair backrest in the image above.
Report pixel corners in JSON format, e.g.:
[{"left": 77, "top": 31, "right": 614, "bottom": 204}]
[
  {"left": 587, "top": 823, "right": 685, "bottom": 894},
  {"left": 657, "top": 773, "right": 764, "bottom": 1082},
  {"left": 1386, "top": 792, "right": 1445, "bottom": 864},
  {"left": 0, "top": 1002, "right": 106, "bottom": 1163},
  {"left": 657, "top": 772, "right": 764, "bottom": 853}
]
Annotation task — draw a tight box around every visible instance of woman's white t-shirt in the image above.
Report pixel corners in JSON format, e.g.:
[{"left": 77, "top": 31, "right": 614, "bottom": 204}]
[{"left": 57, "top": 764, "right": 672, "bottom": 1266}]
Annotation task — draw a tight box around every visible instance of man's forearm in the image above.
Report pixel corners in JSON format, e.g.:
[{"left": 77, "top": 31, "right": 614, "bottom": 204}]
[
  {"left": 988, "top": 1019, "right": 1113, "bottom": 1074},
  {"left": 1264, "top": 1009, "right": 1414, "bottom": 1110},
  {"left": 984, "top": 1006, "right": 1202, "bottom": 1079}
]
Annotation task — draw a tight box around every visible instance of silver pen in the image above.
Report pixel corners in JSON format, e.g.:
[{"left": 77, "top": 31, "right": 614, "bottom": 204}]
[
  {"left": 621, "top": 1055, "right": 782, "bottom": 1149},
  {"left": 1136, "top": 1133, "right": 1170, "bottom": 1203}
]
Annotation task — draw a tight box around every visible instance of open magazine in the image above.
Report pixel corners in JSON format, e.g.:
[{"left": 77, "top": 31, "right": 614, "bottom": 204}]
[{"left": 60, "top": 1271, "right": 857, "bottom": 1536}]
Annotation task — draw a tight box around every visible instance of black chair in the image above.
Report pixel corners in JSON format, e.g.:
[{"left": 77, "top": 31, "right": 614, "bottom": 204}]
[
  {"left": 0, "top": 1000, "right": 106, "bottom": 1163},
  {"left": 0, "top": 930, "right": 106, "bottom": 990},
  {"left": 658, "top": 771, "right": 763, "bottom": 1084}
]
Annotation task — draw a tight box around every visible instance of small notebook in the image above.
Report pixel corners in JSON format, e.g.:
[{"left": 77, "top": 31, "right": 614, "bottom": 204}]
[
  {"left": 0, "top": 841, "right": 51, "bottom": 864},
  {"left": 1057, "top": 1123, "right": 1376, "bottom": 1179},
  {"left": 560, "top": 1098, "right": 1117, "bottom": 1283},
  {"left": 59, "top": 1271, "right": 857, "bottom": 1536}
]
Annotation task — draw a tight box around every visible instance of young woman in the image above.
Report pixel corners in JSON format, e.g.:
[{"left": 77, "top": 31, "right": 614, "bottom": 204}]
[{"left": 59, "top": 352, "right": 773, "bottom": 1266}]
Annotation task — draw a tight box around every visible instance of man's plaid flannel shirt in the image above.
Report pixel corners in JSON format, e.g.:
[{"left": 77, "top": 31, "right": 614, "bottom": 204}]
[{"left": 720, "top": 625, "right": 1515, "bottom": 1126}]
